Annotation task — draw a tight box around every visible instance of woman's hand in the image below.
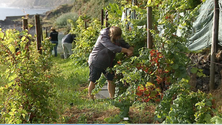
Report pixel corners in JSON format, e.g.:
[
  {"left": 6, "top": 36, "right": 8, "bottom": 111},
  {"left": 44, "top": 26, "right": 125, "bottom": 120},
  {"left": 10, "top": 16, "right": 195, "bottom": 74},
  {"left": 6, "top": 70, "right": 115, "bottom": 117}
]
[
  {"left": 121, "top": 48, "right": 133, "bottom": 56},
  {"left": 126, "top": 49, "right": 133, "bottom": 56}
]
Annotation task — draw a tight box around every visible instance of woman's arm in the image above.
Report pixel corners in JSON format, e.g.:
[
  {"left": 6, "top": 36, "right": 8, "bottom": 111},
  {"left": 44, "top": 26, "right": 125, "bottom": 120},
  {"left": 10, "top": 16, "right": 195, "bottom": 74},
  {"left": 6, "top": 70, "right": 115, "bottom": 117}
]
[
  {"left": 128, "top": 47, "right": 134, "bottom": 52},
  {"left": 100, "top": 36, "right": 122, "bottom": 53},
  {"left": 121, "top": 48, "right": 133, "bottom": 56}
]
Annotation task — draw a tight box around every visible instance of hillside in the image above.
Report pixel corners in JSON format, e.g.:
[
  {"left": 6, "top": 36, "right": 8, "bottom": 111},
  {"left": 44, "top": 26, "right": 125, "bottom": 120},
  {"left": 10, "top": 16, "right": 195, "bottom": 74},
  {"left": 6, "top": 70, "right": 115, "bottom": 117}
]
[
  {"left": 0, "top": 0, "right": 11, "bottom": 7},
  {"left": 42, "top": 0, "right": 115, "bottom": 29},
  {"left": 0, "top": 0, "right": 116, "bottom": 31},
  {"left": 43, "top": 0, "right": 115, "bottom": 19},
  {"left": 9, "top": 0, "right": 75, "bottom": 9},
  {"left": 70, "top": 0, "right": 115, "bottom": 19}
]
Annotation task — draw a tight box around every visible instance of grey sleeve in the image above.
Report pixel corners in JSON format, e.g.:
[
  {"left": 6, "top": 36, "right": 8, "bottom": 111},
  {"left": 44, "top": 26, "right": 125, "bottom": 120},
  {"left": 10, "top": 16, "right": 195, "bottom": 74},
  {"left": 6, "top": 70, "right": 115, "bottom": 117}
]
[
  {"left": 118, "top": 38, "right": 130, "bottom": 49},
  {"left": 100, "top": 36, "right": 122, "bottom": 53}
]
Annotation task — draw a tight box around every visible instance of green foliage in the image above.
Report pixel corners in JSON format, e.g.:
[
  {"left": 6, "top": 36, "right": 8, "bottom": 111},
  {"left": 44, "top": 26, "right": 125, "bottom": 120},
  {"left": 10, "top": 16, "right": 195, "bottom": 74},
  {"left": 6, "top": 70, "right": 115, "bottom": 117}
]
[
  {"left": 155, "top": 80, "right": 215, "bottom": 124},
  {"left": 104, "top": 114, "right": 122, "bottom": 123},
  {"left": 69, "top": 16, "right": 101, "bottom": 65},
  {"left": 211, "top": 116, "right": 222, "bottom": 124},
  {"left": 0, "top": 29, "right": 58, "bottom": 123},
  {"left": 67, "top": 0, "right": 215, "bottom": 124},
  {"left": 54, "top": 12, "right": 79, "bottom": 28},
  {"left": 108, "top": 0, "right": 201, "bottom": 107},
  {"left": 71, "top": 0, "right": 115, "bottom": 19}
]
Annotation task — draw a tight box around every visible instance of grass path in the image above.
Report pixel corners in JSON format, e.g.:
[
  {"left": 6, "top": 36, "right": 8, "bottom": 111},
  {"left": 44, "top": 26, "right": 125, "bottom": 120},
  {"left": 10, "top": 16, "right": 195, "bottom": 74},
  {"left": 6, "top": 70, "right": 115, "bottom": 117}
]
[
  {"left": 51, "top": 56, "right": 119, "bottom": 123},
  {"left": 51, "top": 56, "right": 156, "bottom": 124}
]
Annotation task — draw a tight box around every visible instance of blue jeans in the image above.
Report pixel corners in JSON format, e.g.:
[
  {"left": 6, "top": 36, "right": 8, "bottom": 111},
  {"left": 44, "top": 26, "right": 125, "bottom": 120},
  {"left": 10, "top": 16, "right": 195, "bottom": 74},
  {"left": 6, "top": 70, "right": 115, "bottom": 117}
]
[{"left": 51, "top": 41, "right": 58, "bottom": 57}]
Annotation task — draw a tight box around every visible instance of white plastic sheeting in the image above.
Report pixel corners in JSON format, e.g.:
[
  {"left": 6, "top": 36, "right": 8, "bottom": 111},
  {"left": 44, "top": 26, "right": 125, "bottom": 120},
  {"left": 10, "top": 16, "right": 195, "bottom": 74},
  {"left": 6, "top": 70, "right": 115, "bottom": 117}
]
[{"left": 187, "top": 0, "right": 222, "bottom": 51}]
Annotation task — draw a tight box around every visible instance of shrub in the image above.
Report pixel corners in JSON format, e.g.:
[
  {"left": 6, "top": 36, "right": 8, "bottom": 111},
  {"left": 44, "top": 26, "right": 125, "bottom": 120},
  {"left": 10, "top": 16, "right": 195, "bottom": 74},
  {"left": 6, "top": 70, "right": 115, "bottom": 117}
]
[
  {"left": 54, "top": 12, "right": 79, "bottom": 28},
  {"left": 69, "top": 16, "right": 101, "bottom": 65},
  {"left": 155, "top": 80, "right": 216, "bottom": 124},
  {"left": 0, "top": 29, "right": 58, "bottom": 123}
]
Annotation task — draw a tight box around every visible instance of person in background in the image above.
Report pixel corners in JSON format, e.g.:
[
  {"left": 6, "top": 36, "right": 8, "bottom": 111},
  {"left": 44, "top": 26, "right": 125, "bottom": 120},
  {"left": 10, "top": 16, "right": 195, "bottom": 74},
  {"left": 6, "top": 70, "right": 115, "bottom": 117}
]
[
  {"left": 88, "top": 26, "right": 134, "bottom": 99},
  {"left": 49, "top": 27, "right": 59, "bottom": 57},
  {"left": 61, "top": 33, "right": 76, "bottom": 59}
]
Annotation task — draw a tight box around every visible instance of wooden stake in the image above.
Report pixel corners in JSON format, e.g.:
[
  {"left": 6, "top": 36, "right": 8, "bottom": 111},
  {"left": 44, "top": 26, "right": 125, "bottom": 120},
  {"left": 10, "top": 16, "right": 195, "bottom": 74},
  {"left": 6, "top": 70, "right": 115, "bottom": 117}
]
[
  {"left": 147, "top": 7, "right": 154, "bottom": 84},
  {"left": 22, "top": 19, "right": 28, "bottom": 30},
  {"left": 210, "top": 0, "right": 219, "bottom": 91},
  {"left": 101, "top": 9, "right": 104, "bottom": 29},
  {"left": 105, "top": 10, "right": 109, "bottom": 27},
  {"left": 85, "top": 21, "right": 87, "bottom": 29},
  {"left": 35, "top": 15, "right": 42, "bottom": 54},
  {"left": 147, "top": 7, "right": 153, "bottom": 49},
  {"left": 45, "top": 28, "right": 48, "bottom": 37}
]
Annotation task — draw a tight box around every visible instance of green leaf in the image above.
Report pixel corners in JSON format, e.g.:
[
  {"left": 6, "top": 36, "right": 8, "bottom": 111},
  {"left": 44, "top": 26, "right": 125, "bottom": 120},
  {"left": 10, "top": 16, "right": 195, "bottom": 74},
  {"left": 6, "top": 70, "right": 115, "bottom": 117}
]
[
  {"left": 147, "top": 0, "right": 152, "bottom": 5},
  {"left": 191, "top": 67, "right": 198, "bottom": 74},
  {"left": 172, "top": 64, "right": 178, "bottom": 69},
  {"left": 8, "top": 45, "right": 16, "bottom": 53},
  {"left": 9, "top": 74, "right": 18, "bottom": 81},
  {"left": 204, "top": 113, "right": 212, "bottom": 123},
  {"left": 157, "top": 115, "right": 161, "bottom": 118},
  {"left": 211, "top": 116, "right": 222, "bottom": 124},
  {"left": 9, "top": 112, "right": 14, "bottom": 116},
  {"left": 0, "top": 32, "right": 4, "bottom": 39},
  {"left": 21, "top": 36, "right": 26, "bottom": 41},
  {"left": 205, "top": 100, "right": 212, "bottom": 106},
  {"left": 146, "top": 82, "right": 154, "bottom": 87}
]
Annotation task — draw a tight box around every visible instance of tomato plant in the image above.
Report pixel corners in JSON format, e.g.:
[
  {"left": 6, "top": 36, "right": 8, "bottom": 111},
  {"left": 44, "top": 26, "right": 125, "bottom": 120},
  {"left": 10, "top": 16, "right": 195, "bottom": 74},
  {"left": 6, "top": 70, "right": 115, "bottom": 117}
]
[
  {"left": 105, "top": 0, "right": 204, "bottom": 120},
  {"left": 69, "top": 16, "right": 101, "bottom": 65},
  {"left": 68, "top": 0, "right": 218, "bottom": 123},
  {"left": 155, "top": 80, "right": 216, "bottom": 124},
  {"left": 0, "top": 29, "right": 58, "bottom": 123}
]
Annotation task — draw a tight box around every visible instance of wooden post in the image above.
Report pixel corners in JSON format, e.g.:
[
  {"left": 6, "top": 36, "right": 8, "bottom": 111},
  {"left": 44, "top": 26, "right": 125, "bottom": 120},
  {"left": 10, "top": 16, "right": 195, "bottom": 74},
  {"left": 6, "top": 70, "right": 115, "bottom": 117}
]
[
  {"left": 41, "top": 27, "right": 43, "bottom": 41},
  {"left": 132, "top": 0, "right": 137, "bottom": 19},
  {"left": 147, "top": 7, "right": 154, "bottom": 84},
  {"left": 22, "top": 19, "right": 28, "bottom": 30},
  {"left": 210, "top": 0, "right": 219, "bottom": 91},
  {"left": 125, "top": 8, "right": 128, "bottom": 30},
  {"left": 147, "top": 7, "right": 153, "bottom": 49},
  {"left": 105, "top": 10, "right": 109, "bottom": 27},
  {"left": 101, "top": 9, "right": 104, "bottom": 29},
  {"left": 45, "top": 27, "right": 48, "bottom": 37},
  {"left": 85, "top": 21, "right": 87, "bottom": 29},
  {"left": 35, "top": 14, "right": 42, "bottom": 54}
]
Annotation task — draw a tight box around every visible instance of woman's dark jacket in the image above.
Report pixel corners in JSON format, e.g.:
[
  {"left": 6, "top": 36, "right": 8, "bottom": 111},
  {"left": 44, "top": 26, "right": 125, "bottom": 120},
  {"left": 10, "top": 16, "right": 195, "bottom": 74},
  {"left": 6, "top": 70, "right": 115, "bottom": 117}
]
[{"left": 88, "top": 27, "right": 130, "bottom": 69}]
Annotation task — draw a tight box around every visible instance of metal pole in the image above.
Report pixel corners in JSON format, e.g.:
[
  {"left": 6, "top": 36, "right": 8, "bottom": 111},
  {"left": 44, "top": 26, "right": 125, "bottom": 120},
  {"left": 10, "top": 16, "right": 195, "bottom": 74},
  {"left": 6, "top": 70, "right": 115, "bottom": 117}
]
[{"left": 210, "top": 0, "right": 219, "bottom": 91}]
